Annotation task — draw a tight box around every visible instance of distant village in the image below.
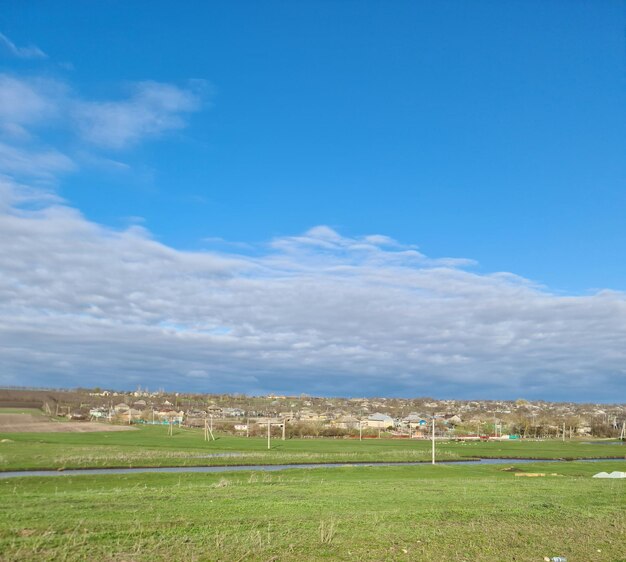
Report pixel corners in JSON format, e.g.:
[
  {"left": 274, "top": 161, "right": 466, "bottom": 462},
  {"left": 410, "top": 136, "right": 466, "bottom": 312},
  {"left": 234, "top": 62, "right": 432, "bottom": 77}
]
[{"left": 1, "top": 386, "right": 625, "bottom": 439}]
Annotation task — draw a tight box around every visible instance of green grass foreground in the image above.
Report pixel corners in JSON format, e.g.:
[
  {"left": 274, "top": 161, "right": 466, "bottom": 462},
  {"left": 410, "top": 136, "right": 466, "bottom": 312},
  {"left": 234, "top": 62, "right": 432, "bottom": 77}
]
[
  {"left": 1, "top": 462, "right": 624, "bottom": 561},
  {"left": 1, "top": 425, "right": 625, "bottom": 471}
]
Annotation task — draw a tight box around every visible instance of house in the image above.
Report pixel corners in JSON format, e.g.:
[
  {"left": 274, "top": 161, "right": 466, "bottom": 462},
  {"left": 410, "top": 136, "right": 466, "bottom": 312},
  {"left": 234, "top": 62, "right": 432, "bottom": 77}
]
[
  {"left": 222, "top": 407, "right": 245, "bottom": 417},
  {"left": 444, "top": 414, "right": 462, "bottom": 426},
  {"left": 332, "top": 415, "right": 360, "bottom": 430},
  {"left": 155, "top": 409, "right": 184, "bottom": 423},
  {"left": 365, "top": 413, "right": 395, "bottom": 429},
  {"left": 403, "top": 413, "right": 428, "bottom": 428}
]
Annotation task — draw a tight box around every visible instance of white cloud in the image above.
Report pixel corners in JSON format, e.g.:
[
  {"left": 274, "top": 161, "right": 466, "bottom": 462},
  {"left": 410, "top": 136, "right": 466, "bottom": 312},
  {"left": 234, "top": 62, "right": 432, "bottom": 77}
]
[
  {"left": 0, "top": 33, "right": 47, "bottom": 60},
  {"left": 1, "top": 179, "right": 625, "bottom": 399},
  {"left": 0, "top": 142, "right": 75, "bottom": 181},
  {"left": 0, "top": 75, "right": 63, "bottom": 127},
  {"left": 0, "top": 69, "right": 621, "bottom": 399},
  {"left": 73, "top": 81, "right": 207, "bottom": 149},
  {"left": 0, "top": 74, "right": 206, "bottom": 184}
]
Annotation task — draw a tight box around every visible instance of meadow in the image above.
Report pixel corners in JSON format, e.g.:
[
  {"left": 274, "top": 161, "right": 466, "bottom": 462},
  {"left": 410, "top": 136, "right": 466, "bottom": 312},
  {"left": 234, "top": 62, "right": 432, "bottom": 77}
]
[
  {"left": 1, "top": 421, "right": 625, "bottom": 472},
  {"left": 1, "top": 414, "right": 625, "bottom": 560},
  {"left": 1, "top": 461, "right": 625, "bottom": 561}
]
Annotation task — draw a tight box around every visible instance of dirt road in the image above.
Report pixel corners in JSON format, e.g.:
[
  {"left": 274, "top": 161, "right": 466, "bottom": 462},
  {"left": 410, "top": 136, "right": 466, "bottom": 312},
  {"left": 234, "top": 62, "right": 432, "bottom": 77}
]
[{"left": 0, "top": 414, "right": 136, "bottom": 433}]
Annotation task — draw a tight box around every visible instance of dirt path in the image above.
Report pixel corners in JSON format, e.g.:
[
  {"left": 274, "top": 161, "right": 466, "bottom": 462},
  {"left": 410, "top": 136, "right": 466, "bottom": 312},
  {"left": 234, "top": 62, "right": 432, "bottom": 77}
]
[{"left": 0, "top": 414, "right": 136, "bottom": 433}]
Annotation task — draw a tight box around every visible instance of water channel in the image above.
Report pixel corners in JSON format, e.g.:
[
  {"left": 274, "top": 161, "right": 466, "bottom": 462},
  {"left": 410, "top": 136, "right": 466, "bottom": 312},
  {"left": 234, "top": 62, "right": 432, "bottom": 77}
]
[{"left": 1, "top": 457, "right": 624, "bottom": 479}]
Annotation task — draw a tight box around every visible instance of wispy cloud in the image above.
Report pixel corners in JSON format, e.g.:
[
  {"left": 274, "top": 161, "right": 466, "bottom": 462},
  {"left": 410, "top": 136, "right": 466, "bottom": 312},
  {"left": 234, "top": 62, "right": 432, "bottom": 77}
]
[
  {"left": 0, "top": 75, "right": 62, "bottom": 127},
  {"left": 73, "top": 80, "right": 208, "bottom": 149},
  {"left": 0, "top": 142, "right": 75, "bottom": 181},
  {"left": 0, "top": 33, "right": 47, "bottom": 59},
  {"left": 1, "top": 179, "right": 625, "bottom": 399},
  {"left": 0, "top": 73, "right": 207, "bottom": 183}
]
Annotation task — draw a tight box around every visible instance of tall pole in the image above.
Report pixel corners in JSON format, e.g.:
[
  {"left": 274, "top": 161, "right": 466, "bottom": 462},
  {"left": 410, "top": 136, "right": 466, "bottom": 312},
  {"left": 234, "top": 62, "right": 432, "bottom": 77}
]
[
  {"left": 267, "top": 419, "right": 271, "bottom": 450},
  {"left": 431, "top": 416, "right": 436, "bottom": 465},
  {"left": 282, "top": 419, "right": 286, "bottom": 441},
  {"left": 562, "top": 422, "right": 566, "bottom": 442},
  {"left": 359, "top": 409, "right": 363, "bottom": 441}
]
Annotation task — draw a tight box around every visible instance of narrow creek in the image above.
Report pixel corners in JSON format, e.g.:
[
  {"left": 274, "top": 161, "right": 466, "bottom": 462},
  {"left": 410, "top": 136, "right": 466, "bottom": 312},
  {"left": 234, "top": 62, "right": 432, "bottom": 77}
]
[{"left": 1, "top": 457, "right": 624, "bottom": 479}]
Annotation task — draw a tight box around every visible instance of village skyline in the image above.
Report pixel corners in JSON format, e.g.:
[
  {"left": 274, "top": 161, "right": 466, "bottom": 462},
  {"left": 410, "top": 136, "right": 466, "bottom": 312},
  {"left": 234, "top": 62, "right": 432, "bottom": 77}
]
[{"left": 2, "top": 386, "right": 624, "bottom": 440}]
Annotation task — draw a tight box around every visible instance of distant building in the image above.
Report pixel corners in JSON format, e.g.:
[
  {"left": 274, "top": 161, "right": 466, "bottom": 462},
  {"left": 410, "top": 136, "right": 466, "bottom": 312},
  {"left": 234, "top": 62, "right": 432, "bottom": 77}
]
[{"left": 365, "top": 413, "right": 395, "bottom": 429}]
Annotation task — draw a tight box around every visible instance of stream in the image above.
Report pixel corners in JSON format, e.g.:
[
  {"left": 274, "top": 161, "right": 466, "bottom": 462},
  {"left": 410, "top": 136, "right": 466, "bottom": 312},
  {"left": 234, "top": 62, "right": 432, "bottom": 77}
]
[{"left": 1, "top": 457, "right": 624, "bottom": 479}]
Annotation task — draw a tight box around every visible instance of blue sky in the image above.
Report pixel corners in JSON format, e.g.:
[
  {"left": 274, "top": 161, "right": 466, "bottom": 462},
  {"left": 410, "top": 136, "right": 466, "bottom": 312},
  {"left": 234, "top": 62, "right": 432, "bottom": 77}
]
[{"left": 1, "top": 1, "right": 625, "bottom": 400}]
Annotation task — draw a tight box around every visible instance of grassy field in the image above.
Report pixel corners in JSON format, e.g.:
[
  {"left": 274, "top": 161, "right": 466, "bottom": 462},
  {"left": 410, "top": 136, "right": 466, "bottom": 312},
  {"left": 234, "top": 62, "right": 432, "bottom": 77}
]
[
  {"left": 1, "top": 421, "right": 625, "bottom": 560},
  {"left": 0, "top": 461, "right": 624, "bottom": 561},
  {"left": 0, "top": 408, "right": 45, "bottom": 415},
  {"left": 1, "top": 424, "right": 625, "bottom": 471}
]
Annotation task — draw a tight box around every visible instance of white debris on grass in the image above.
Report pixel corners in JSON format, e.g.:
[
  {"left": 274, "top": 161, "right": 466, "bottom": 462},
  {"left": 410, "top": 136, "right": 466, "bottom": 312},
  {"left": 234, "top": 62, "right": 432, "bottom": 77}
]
[{"left": 592, "top": 471, "right": 626, "bottom": 479}]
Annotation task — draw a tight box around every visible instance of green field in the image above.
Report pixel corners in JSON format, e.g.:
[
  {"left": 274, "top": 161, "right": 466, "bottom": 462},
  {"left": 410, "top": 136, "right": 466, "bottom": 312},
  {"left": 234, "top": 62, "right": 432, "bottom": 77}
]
[
  {"left": 1, "top": 461, "right": 625, "bottom": 561},
  {"left": 1, "top": 424, "right": 625, "bottom": 471},
  {"left": 1, "top": 424, "right": 625, "bottom": 560},
  {"left": 0, "top": 408, "right": 45, "bottom": 415}
]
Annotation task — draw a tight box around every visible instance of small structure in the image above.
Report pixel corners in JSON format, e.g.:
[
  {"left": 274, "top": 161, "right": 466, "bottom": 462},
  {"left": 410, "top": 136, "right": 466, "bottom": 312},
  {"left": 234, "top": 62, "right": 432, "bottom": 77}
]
[{"left": 89, "top": 408, "right": 108, "bottom": 419}]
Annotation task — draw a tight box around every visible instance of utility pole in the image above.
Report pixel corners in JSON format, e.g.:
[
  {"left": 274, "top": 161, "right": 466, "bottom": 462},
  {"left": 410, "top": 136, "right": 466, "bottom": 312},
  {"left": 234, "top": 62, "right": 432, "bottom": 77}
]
[
  {"left": 203, "top": 417, "right": 215, "bottom": 441},
  {"left": 431, "top": 416, "right": 436, "bottom": 465},
  {"left": 282, "top": 419, "right": 286, "bottom": 441},
  {"left": 359, "top": 409, "right": 363, "bottom": 441},
  {"left": 204, "top": 415, "right": 215, "bottom": 441},
  {"left": 267, "top": 419, "right": 271, "bottom": 450},
  {"left": 562, "top": 422, "right": 566, "bottom": 442}
]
